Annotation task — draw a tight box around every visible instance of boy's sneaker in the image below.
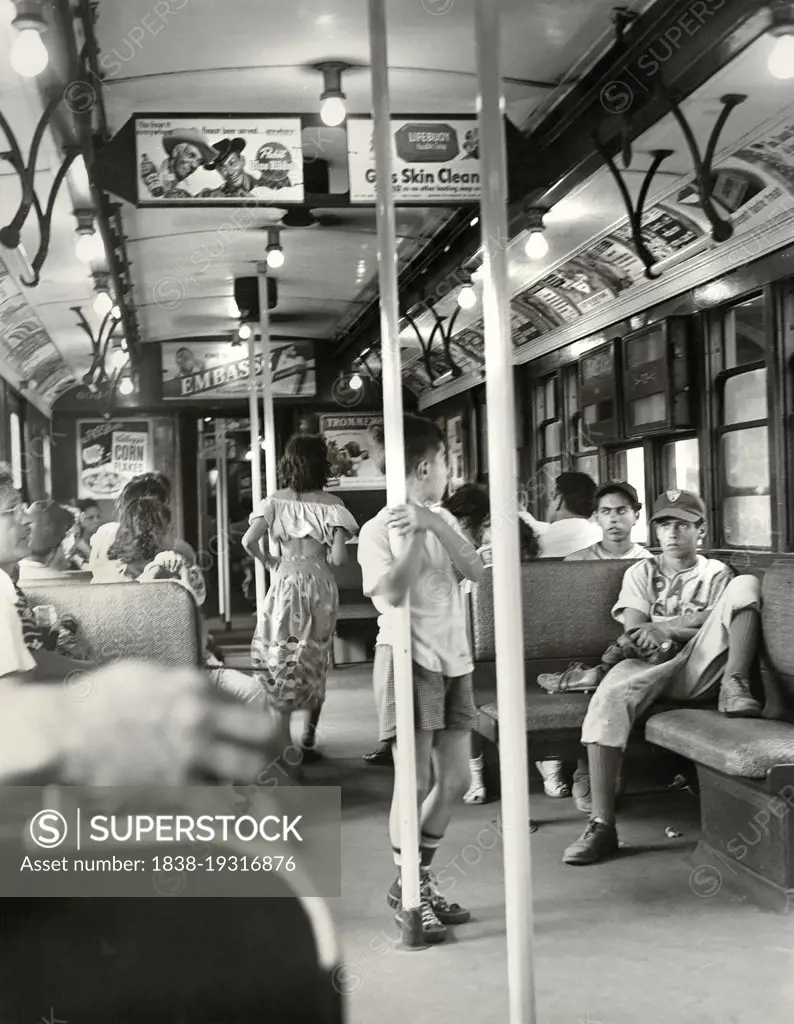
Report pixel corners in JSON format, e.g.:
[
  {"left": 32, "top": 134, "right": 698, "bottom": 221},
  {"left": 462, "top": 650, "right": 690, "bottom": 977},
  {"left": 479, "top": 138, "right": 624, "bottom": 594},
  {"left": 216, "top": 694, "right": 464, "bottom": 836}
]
[
  {"left": 537, "top": 664, "right": 602, "bottom": 694},
  {"left": 536, "top": 759, "right": 570, "bottom": 798},
  {"left": 562, "top": 819, "right": 619, "bottom": 865},
  {"left": 719, "top": 674, "right": 763, "bottom": 718},
  {"left": 387, "top": 869, "right": 469, "bottom": 928}
]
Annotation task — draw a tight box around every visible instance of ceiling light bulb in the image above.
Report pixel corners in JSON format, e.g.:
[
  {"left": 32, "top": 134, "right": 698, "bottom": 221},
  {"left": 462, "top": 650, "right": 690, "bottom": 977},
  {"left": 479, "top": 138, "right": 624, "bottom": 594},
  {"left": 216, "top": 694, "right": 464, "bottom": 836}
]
[
  {"left": 238, "top": 323, "right": 252, "bottom": 340},
  {"left": 524, "top": 230, "right": 549, "bottom": 260},
  {"left": 349, "top": 372, "right": 363, "bottom": 390},
  {"left": 320, "top": 95, "right": 346, "bottom": 127},
  {"left": 266, "top": 246, "right": 285, "bottom": 269},
  {"left": 111, "top": 305, "right": 121, "bottom": 320},
  {"left": 118, "top": 377, "right": 134, "bottom": 396},
  {"left": 110, "top": 348, "right": 127, "bottom": 371},
  {"left": 93, "top": 291, "right": 113, "bottom": 318},
  {"left": 11, "top": 28, "right": 48, "bottom": 77},
  {"left": 75, "top": 233, "right": 98, "bottom": 263},
  {"left": 768, "top": 34, "right": 794, "bottom": 79},
  {"left": 457, "top": 284, "right": 477, "bottom": 310}
]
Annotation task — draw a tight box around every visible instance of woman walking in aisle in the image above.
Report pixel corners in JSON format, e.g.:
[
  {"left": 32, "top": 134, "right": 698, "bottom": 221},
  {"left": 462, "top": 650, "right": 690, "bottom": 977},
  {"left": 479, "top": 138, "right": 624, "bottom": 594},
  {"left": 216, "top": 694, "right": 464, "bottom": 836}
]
[{"left": 243, "top": 434, "right": 358, "bottom": 779}]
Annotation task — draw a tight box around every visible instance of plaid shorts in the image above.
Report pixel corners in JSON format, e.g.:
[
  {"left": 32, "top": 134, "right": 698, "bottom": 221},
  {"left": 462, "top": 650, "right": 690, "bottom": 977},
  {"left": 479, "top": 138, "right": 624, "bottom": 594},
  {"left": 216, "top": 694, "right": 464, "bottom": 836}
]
[{"left": 373, "top": 644, "right": 477, "bottom": 742}]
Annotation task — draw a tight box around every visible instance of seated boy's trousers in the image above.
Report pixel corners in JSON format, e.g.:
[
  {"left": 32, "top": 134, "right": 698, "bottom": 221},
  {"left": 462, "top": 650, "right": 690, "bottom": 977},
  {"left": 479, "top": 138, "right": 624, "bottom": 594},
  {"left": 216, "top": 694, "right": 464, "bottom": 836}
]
[{"left": 580, "top": 575, "right": 761, "bottom": 750}]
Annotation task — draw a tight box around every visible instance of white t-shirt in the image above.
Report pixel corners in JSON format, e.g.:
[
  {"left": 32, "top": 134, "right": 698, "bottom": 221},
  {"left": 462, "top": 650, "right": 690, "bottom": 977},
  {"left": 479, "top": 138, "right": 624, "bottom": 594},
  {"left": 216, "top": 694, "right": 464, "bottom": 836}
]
[
  {"left": 0, "top": 569, "right": 36, "bottom": 678},
  {"left": 520, "top": 511, "right": 602, "bottom": 559},
  {"left": 358, "top": 505, "right": 473, "bottom": 677},
  {"left": 89, "top": 522, "right": 126, "bottom": 582},
  {"left": 565, "top": 542, "right": 653, "bottom": 562},
  {"left": 612, "top": 554, "right": 733, "bottom": 626}
]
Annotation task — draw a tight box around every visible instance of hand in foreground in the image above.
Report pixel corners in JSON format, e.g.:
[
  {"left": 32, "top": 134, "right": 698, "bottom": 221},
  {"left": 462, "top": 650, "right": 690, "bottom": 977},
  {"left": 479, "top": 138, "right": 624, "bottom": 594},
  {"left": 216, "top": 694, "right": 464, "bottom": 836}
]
[
  {"left": 152, "top": 550, "right": 186, "bottom": 573},
  {"left": 387, "top": 503, "right": 432, "bottom": 537},
  {"left": 626, "top": 624, "right": 670, "bottom": 653},
  {"left": 55, "top": 662, "right": 274, "bottom": 786}
]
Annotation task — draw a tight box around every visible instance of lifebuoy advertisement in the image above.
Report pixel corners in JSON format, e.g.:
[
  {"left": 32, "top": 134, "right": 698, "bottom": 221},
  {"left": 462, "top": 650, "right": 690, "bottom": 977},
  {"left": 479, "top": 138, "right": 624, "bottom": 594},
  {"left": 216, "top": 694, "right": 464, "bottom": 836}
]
[{"left": 347, "top": 117, "right": 481, "bottom": 203}]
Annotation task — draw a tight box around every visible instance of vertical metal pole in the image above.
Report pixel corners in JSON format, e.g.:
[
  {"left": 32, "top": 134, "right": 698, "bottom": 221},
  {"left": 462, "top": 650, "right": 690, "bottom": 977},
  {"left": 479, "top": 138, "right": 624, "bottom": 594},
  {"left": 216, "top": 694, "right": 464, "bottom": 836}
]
[
  {"left": 368, "top": 0, "right": 424, "bottom": 949},
  {"left": 215, "top": 420, "right": 226, "bottom": 623},
  {"left": 258, "top": 275, "right": 277, "bottom": 497},
  {"left": 218, "top": 418, "right": 232, "bottom": 629},
  {"left": 247, "top": 333, "right": 266, "bottom": 610},
  {"left": 475, "top": 3, "right": 536, "bottom": 1021}
]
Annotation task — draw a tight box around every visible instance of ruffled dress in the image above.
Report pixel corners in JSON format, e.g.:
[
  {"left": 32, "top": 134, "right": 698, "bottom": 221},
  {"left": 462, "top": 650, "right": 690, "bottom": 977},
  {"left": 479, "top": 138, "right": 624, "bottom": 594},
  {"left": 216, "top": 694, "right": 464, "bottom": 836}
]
[{"left": 250, "top": 497, "right": 358, "bottom": 711}]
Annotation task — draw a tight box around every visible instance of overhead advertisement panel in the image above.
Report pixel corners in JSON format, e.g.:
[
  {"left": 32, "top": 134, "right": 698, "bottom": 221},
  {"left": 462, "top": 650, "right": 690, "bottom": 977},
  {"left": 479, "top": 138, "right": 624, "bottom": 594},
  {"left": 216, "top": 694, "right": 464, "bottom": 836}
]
[
  {"left": 347, "top": 116, "right": 481, "bottom": 204},
  {"left": 135, "top": 116, "right": 305, "bottom": 204},
  {"left": 160, "top": 341, "right": 316, "bottom": 400}
]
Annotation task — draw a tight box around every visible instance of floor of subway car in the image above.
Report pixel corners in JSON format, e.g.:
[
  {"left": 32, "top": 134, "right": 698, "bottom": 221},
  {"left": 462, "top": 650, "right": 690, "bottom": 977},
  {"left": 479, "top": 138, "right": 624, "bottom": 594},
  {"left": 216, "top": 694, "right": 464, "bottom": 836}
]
[{"left": 309, "top": 665, "right": 794, "bottom": 1024}]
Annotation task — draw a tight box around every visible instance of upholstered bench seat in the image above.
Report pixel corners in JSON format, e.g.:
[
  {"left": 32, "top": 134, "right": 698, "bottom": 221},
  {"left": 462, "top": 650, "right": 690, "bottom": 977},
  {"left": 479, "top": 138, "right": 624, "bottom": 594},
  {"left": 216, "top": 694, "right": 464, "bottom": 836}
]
[
  {"left": 646, "top": 709, "right": 794, "bottom": 779},
  {"left": 479, "top": 688, "right": 593, "bottom": 735}
]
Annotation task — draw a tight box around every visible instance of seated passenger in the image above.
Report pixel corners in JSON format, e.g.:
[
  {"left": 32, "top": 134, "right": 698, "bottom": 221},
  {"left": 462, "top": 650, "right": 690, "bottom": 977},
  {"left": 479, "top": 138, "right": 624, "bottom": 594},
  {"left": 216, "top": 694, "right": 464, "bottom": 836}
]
[
  {"left": 525, "top": 472, "right": 601, "bottom": 799},
  {"left": 17, "top": 500, "right": 75, "bottom": 583},
  {"left": 0, "top": 467, "right": 97, "bottom": 679},
  {"left": 565, "top": 481, "right": 652, "bottom": 562},
  {"left": 561, "top": 489, "right": 763, "bottom": 866},
  {"left": 107, "top": 496, "right": 261, "bottom": 706},
  {"left": 61, "top": 498, "right": 102, "bottom": 570},
  {"left": 519, "top": 471, "right": 601, "bottom": 558},
  {"left": 90, "top": 471, "right": 196, "bottom": 582}
]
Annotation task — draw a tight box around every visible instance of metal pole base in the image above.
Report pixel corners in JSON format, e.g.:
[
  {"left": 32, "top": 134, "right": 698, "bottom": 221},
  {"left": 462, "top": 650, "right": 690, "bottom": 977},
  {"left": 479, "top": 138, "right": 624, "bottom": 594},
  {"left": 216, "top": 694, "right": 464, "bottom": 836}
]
[{"left": 395, "top": 908, "right": 431, "bottom": 951}]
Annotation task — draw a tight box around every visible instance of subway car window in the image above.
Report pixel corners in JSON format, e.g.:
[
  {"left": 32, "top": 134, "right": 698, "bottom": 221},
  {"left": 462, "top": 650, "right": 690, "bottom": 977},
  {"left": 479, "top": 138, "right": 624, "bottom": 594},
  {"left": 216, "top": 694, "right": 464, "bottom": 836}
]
[
  {"left": 715, "top": 295, "right": 772, "bottom": 549},
  {"left": 612, "top": 446, "right": 647, "bottom": 543},
  {"left": 9, "top": 412, "right": 23, "bottom": 491},
  {"left": 661, "top": 438, "right": 701, "bottom": 494}
]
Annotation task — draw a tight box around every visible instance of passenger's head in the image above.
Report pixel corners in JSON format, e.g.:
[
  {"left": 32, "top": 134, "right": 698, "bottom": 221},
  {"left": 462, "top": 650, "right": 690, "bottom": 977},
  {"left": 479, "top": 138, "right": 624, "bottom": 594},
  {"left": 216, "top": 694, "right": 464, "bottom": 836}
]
[
  {"left": 519, "top": 519, "right": 541, "bottom": 561},
  {"left": 480, "top": 517, "right": 540, "bottom": 563},
  {"left": 370, "top": 415, "right": 447, "bottom": 503},
  {"left": 115, "top": 472, "right": 171, "bottom": 515},
  {"left": 551, "top": 472, "right": 597, "bottom": 521},
  {"left": 0, "top": 462, "right": 30, "bottom": 567},
  {"left": 442, "top": 483, "right": 490, "bottom": 542},
  {"left": 593, "top": 482, "right": 642, "bottom": 545},
  {"left": 279, "top": 434, "right": 331, "bottom": 494},
  {"left": 108, "top": 497, "right": 172, "bottom": 565},
  {"left": 650, "top": 489, "right": 707, "bottom": 558},
  {"left": 74, "top": 499, "right": 101, "bottom": 538},
  {"left": 26, "top": 500, "right": 75, "bottom": 561}
]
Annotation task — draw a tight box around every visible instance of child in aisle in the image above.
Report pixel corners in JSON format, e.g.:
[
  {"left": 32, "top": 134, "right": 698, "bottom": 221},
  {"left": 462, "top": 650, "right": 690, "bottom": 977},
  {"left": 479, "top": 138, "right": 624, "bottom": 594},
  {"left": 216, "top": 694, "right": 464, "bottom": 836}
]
[{"left": 358, "top": 416, "right": 485, "bottom": 943}]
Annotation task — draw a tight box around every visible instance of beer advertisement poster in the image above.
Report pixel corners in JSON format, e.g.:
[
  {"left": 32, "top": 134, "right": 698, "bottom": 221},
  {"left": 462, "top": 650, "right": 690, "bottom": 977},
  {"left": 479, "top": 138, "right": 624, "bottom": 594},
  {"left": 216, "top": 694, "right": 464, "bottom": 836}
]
[
  {"left": 319, "top": 414, "right": 386, "bottom": 490},
  {"left": 135, "top": 117, "right": 304, "bottom": 203},
  {"left": 347, "top": 117, "right": 481, "bottom": 203},
  {"left": 161, "top": 341, "right": 316, "bottom": 400},
  {"left": 77, "top": 420, "right": 152, "bottom": 500}
]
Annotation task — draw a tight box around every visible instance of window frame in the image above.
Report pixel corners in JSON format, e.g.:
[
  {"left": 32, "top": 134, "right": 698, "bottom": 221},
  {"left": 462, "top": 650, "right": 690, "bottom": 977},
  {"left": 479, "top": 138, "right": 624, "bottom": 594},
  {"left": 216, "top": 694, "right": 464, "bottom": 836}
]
[{"left": 707, "top": 290, "right": 777, "bottom": 550}]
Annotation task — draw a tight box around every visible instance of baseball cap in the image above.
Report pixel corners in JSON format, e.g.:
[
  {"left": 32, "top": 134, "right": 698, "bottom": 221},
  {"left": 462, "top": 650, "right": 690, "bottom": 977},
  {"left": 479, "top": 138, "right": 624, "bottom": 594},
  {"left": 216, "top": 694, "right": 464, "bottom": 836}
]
[
  {"left": 593, "top": 481, "right": 640, "bottom": 508},
  {"left": 649, "top": 489, "right": 707, "bottom": 524}
]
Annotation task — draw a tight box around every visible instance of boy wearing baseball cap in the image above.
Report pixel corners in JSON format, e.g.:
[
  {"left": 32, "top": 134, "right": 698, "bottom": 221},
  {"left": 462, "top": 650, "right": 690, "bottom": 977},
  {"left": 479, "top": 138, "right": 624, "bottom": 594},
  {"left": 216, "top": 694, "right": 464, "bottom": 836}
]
[{"left": 562, "top": 488, "right": 763, "bottom": 865}]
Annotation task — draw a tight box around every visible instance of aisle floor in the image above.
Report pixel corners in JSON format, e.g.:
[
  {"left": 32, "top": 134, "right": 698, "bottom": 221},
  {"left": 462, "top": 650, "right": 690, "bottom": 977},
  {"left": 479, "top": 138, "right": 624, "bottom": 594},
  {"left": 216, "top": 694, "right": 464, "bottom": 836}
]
[{"left": 307, "top": 665, "right": 794, "bottom": 1024}]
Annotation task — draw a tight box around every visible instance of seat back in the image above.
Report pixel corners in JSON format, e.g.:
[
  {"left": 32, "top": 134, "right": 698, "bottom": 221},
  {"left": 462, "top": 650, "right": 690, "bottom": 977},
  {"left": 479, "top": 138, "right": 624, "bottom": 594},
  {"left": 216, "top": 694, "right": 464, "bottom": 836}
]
[
  {"left": 761, "top": 560, "right": 794, "bottom": 708},
  {"left": 0, "top": 892, "right": 344, "bottom": 1022},
  {"left": 470, "top": 560, "right": 627, "bottom": 663},
  {"left": 22, "top": 581, "right": 203, "bottom": 667}
]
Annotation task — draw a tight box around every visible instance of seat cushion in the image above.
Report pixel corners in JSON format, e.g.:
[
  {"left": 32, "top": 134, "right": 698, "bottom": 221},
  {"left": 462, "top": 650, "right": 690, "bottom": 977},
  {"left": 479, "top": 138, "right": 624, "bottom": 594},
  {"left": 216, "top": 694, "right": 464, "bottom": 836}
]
[
  {"left": 646, "top": 709, "right": 794, "bottom": 778},
  {"left": 480, "top": 687, "right": 593, "bottom": 732}
]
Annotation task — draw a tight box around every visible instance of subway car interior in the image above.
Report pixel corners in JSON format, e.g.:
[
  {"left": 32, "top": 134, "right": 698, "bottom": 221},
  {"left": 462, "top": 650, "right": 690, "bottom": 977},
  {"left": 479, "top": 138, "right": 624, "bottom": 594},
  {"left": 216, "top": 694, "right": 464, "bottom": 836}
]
[{"left": 2, "top": 0, "right": 794, "bottom": 1021}]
